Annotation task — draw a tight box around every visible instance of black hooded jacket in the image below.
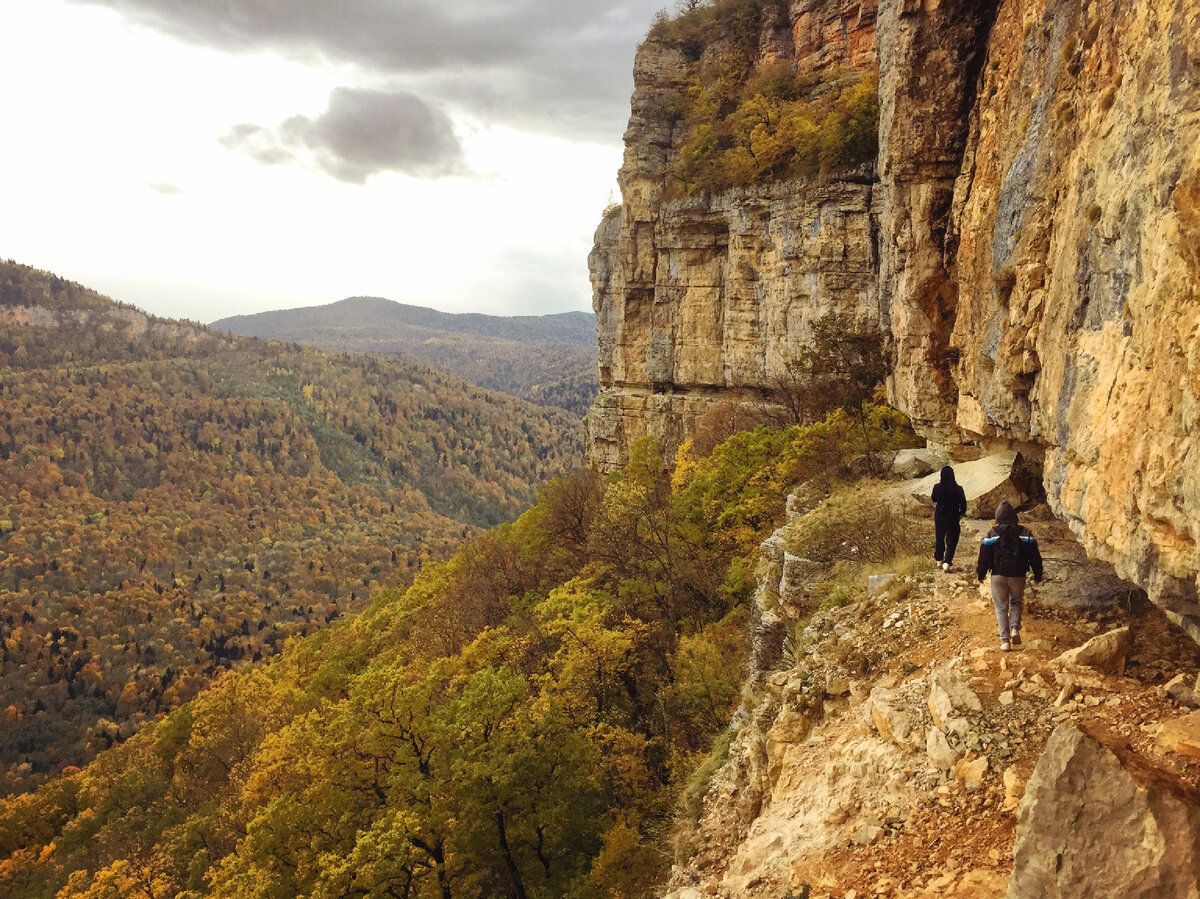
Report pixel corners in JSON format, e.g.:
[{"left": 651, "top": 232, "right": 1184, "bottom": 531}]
[
  {"left": 977, "top": 501, "right": 1044, "bottom": 580},
  {"left": 931, "top": 466, "right": 967, "bottom": 523}
]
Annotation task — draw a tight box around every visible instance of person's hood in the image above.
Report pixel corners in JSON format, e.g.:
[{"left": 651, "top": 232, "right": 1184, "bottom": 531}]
[
  {"left": 995, "top": 500, "right": 1018, "bottom": 525},
  {"left": 939, "top": 465, "right": 956, "bottom": 485}
]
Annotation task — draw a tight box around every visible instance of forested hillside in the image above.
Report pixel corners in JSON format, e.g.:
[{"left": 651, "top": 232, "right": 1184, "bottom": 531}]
[
  {"left": 212, "top": 297, "right": 600, "bottom": 416},
  {"left": 0, "top": 261, "right": 583, "bottom": 797},
  {"left": 0, "top": 392, "right": 920, "bottom": 898}
]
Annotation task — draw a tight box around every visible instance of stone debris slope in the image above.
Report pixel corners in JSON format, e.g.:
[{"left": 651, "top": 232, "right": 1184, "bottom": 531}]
[{"left": 666, "top": 498, "right": 1200, "bottom": 899}]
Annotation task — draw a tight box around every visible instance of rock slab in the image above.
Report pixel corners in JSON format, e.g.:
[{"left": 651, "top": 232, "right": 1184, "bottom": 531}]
[
  {"left": 911, "top": 451, "right": 1027, "bottom": 519},
  {"left": 1053, "top": 627, "right": 1133, "bottom": 676},
  {"left": 892, "top": 447, "right": 946, "bottom": 479},
  {"left": 1009, "top": 725, "right": 1200, "bottom": 899}
]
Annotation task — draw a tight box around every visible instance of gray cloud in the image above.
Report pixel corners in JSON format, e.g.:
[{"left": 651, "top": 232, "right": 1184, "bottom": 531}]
[
  {"left": 221, "top": 88, "right": 467, "bottom": 183},
  {"left": 66, "top": 0, "right": 666, "bottom": 142},
  {"left": 220, "top": 123, "right": 298, "bottom": 168}
]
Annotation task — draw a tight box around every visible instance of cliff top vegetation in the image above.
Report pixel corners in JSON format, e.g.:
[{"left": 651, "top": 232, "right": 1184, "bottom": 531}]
[{"left": 646, "top": 0, "right": 879, "bottom": 195}]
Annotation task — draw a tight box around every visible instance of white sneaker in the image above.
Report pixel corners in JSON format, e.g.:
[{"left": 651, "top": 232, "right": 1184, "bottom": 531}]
[
  {"left": 1000, "top": 640, "right": 1011, "bottom": 652},
  {"left": 942, "top": 562, "right": 950, "bottom": 572},
  {"left": 1011, "top": 629, "right": 1022, "bottom": 646}
]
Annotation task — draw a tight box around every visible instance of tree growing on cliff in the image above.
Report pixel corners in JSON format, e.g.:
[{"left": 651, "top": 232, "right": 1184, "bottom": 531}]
[{"left": 768, "top": 317, "right": 890, "bottom": 472}]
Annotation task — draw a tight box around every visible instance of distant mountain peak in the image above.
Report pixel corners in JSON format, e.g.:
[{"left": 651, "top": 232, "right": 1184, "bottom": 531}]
[{"left": 212, "top": 297, "right": 599, "bottom": 416}]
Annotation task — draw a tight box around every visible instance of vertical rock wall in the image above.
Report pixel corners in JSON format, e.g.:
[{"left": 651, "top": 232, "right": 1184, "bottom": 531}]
[
  {"left": 587, "top": 1, "right": 881, "bottom": 472},
  {"left": 592, "top": 0, "right": 1200, "bottom": 640},
  {"left": 956, "top": 0, "right": 1200, "bottom": 640},
  {"left": 877, "top": 0, "right": 1200, "bottom": 639},
  {"left": 876, "top": 0, "right": 999, "bottom": 443},
  {"left": 588, "top": 182, "right": 879, "bottom": 471}
]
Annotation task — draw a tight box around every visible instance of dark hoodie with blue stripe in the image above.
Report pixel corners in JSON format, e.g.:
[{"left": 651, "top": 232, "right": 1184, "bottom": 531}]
[{"left": 977, "top": 500, "right": 1043, "bottom": 581}]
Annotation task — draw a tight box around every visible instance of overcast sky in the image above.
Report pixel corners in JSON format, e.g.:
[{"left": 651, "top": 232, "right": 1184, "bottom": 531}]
[{"left": 0, "top": 0, "right": 666, "bottom": 322}]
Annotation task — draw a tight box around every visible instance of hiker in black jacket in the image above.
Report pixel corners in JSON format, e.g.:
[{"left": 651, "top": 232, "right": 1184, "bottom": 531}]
[
  {"left": 932, "top": 466, "right": 968, "bottom": 572},
  {"left": 977, "top": 500, "right": 1043, "bottom": 651}
]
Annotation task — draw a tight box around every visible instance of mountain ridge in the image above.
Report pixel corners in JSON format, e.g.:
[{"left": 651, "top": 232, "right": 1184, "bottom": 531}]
[
  {"left": 212, "top": 295, "right": 596, "bottom": 344},
  {"left": 0, "top": 259, "right": 583, "bottom": 797},
  {"left": 212, "top": 296, "right": 600, "bottom": 416}
]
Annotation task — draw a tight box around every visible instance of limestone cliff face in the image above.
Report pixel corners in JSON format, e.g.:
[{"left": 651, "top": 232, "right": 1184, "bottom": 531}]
[
  {"left": 588, "top": 181, "right": 878, "bottom": 470},
  {"left": 876, "top": 0, "right": 997, "bottom": 443},
  {"left": 586, "top": 1, "right": 880, "bottom": 472},
  {"left": 877, "top": 0, "right": 1200, "bottom": 639},
  {"left": 593, "top": 0, "right": 1200, "bottom": 640}
]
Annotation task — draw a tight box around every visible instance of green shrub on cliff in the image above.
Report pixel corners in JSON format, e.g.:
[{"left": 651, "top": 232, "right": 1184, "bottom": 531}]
[
  {"left": 649, "top": 0, "right": 879, "bottom": 194},
  {"left": 648, "top": 0, "right": 783, "bottom": 63},
  {"left": 673, "top": 71, "right": 878, "bottom": 194}
]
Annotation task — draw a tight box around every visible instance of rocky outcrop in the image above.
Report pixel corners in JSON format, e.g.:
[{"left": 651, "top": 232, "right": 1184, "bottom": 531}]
[
  {"left": 1009, "top": 725, "right": 1200, "bottom": 898},
  {"left": 589, "top": 6, "right": 1200, "bottom": 891},
  {"left": 0, "top": 294, "right": 215, "bottom": 348},
  {"left": 877, "top": 0, "right": 1200, "bottom": 640},
  {"left": 592, "top": 0, "right": 1200, "bottom": 643},
  {"left": 1053, "top": 625, "right": 1134, "bottom": 675},
  {"left": 587, "top": 2, "right": 881, "bottom": 472}
]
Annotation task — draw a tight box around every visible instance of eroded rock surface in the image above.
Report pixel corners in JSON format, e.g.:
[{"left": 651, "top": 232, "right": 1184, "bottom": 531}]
[
  {"left": 1009, "top": 725, "right": 1200, "bottom": 899},
  {"left": 587, "top": 3, "right": 881, "bottom": 472}
]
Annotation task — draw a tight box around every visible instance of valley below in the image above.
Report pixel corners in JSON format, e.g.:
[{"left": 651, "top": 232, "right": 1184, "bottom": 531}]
[
  {"left": 5, "top": 0, "right": 1200, "bottom": 894},
  {"left": 0, "top": 261, "right": 584, "bottom": 798}
]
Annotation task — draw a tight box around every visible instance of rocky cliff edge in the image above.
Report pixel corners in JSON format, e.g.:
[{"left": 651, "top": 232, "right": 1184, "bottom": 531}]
[
  {"left": 664, "top": 483, "right": 1200, "bottom": 898},
  {"left": 590, "top": 0, "right": 1200, "bottom": 644}
]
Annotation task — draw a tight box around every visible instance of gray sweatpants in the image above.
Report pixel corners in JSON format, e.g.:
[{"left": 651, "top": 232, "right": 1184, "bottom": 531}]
[{"left": 990, "top": 575, "right": 1025, "bottom": 639}]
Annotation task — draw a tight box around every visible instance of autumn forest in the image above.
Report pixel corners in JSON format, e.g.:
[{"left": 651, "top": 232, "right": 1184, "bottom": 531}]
[
  {"left": 0, "top": 260, "right": 583, "bottom": 799},
  {"left": 0, "top": 250, "right": 919, "bottom": 897}
]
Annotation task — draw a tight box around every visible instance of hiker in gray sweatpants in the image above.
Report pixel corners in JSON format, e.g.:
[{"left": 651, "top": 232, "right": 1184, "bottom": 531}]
[{"left": 976, "top": 500, "right": 1044, "bottom": 651}]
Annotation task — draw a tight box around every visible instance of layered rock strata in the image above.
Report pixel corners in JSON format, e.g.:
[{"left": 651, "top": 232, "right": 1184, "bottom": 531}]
[
  {"left": 587, "top": 1, "right": 880, "bottom": 472},
  {"left": 593, "top": 0, "right": 1200, "bottom": 641},
  {"left": 876, "top": 0, "right": 1200, "bottom": 639},
  {"left": 588, "top": 182, "right": 878, "bottom": 470}
]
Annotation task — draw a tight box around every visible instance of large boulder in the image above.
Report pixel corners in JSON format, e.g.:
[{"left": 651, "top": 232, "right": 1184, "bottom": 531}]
[
  {"left": 1052, "top": 626, "right": 1134, "bottom": 676},
  {"left": 1008, "top": 725, "right": 1200, "bottom": 898},
  {"left": 892, "top": 447, "right": 947, "bottom": 479},
  {"left": 910, "top": 451, "right": 1030, "bottom": 519}
]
